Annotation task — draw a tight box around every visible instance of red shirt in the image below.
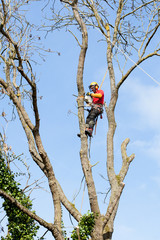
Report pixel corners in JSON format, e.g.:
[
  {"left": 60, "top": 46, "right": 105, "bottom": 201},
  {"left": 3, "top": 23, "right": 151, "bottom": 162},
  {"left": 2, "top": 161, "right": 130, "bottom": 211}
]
[{"left": 92, "top": 89, "right": 104, "bottom": 105}]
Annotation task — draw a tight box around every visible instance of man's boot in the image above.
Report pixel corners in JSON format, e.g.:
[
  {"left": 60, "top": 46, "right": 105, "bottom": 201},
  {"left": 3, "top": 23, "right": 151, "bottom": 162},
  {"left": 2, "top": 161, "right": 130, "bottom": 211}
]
[{"left": 85, "top": 128, "right": 93, "bottom": 137}]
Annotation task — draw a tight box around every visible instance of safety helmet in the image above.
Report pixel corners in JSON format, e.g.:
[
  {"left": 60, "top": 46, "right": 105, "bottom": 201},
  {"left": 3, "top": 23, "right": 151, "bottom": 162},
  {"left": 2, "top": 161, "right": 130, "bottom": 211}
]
[{"left": 89, "top": 82, "right": 99, "bottom": 91}]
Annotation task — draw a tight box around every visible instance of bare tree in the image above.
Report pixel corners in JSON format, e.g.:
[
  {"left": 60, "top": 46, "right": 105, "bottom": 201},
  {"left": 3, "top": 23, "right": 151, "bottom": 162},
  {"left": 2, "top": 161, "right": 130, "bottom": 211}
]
[
  {"left": 0, "top": 1, "right": 81, "bottom": 239},
  {"left": 0, "top": 0, "right": 160, "bottom": 240}
]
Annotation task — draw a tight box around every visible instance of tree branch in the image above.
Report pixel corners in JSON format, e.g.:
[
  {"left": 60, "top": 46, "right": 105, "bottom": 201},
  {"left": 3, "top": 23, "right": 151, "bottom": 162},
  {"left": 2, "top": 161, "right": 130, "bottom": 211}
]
[
  {"left": 119, "top": 138, "right": 135, "bottom": 180},
  {"left": 0, "top": 189, "right": 60, "bottom": 236},
  {"left": 112, "top": 0, "right": 124, "bottom": 49},
  {"left": 0, "top": 26, "right": 34, "bottom": 88},
  {"left": 140, "top": 22, "right": 160, "bottom": 58},
  {"left": 105, "top": 24, "right": 116, "bottom": 91},
  {"left": 120, "top": 0, "right": 155, "bottom": 20},
  {"left": 116, "top": 51, "right": 160, "bottom": 90},
  {"left": 103, "top": 182, "right": 125, "bottom": 228},
  {"left": 0, "top": 77, "right": 35, "bottom": 130},
  {"left": 57, "top": 181, "right": 82, "bottom": 222},
  {"left": 73, "top": 0, "right": 101, "bottom": 215}
]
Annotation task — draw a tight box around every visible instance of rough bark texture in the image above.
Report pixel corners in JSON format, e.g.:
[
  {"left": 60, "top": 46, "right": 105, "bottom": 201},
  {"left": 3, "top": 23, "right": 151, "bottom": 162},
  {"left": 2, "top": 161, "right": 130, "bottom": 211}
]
[{"left": 72, "top": 0, "right": 101, "bottom": 215}]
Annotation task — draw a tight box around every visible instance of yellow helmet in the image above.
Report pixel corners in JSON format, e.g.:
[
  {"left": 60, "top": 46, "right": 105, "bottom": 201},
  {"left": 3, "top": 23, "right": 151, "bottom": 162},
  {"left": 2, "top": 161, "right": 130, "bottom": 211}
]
[{"left": 89, "top": 82, "right": 99, "bottom": 90}]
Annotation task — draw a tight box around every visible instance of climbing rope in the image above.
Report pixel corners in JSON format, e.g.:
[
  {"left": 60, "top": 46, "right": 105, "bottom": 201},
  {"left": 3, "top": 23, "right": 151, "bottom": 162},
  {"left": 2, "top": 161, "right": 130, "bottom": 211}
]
[
  {"left": 99, "top": 68, "right": 108, "bottom": 90},
  {"left": 88, "top": 136, "right": 92, "bottom": 160},
  {"left": 80, "top": 180, "right": 86, "bottom": 213}
]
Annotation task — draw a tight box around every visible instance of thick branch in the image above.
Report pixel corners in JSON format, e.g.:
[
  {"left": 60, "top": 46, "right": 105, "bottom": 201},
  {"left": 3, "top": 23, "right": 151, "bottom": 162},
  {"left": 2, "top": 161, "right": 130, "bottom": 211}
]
[
  {"left": 103, "top": 182, "right": 125, "bottom": 228},
  {"left": 140, "top": 23, "right": 160, "bottom": 58},
  {"left": 17, "top": 107, "right": 81, "bottom": 222},
  {"left": 89, "top": 0, "right": 106, "bottom": 36},
  {"left": 116, "top": 52, "right": 160, "bottom": 90},
  {"left": 32, "top": 129, "right": 62, "bottom": 230},
  {"left": 112, "top": 0, "right": 124, "bottom": 48},
  {"left": 106, "top": 89, "right": 118, "bottom": 187},
  {"left": 0, "top": 25, "right": 34, "bottom": 88},
  {"left": 0, "top": 75, "right": 61, "bottom": 232},
  {"left": 32, "top": 84, "right": 40, "bottom": 129},
  {"left": 1, "top": 0, "right": 7, "bottom": 25},
  {"left": 71, "top": 0, "right": 100, "bottom": 215},
  {"left": 119, "top": 138, "right": 135, "bottom": 180},
  {"left": 0, "top": 189, "right": 61, "bottom": 237},
  {"left": 105, "top": 24, "right": 116, "bottom": 91},
  {"left": 18, "top": 104, "right": 81, "bottom": 223},
  {"left": 57, "top": 181, "right": 81, "bottom": 222},
  {"left": 17, "top": 108, "right": 44, "bottom": 168},
  {"left": 0, "top": 77, "right": 34, "bottom": 130}
]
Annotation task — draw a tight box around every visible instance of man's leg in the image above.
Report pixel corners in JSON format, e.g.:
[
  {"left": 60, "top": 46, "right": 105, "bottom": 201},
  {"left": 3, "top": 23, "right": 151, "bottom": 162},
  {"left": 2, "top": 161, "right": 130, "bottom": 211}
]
[{"left": 85, "top": 108, "right": 99, "bottom": 136}]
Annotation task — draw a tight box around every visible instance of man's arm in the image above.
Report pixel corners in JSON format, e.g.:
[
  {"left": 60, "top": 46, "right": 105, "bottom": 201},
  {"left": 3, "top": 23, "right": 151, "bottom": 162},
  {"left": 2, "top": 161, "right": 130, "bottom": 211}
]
[{"left": 90, "top": 93, "right": 102, "bottom": 98}]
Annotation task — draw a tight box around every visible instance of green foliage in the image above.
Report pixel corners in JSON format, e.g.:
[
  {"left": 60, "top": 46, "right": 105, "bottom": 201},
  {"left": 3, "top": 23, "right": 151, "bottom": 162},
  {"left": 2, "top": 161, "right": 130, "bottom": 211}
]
[
  {"left": 0, "top": 150, "right": 39, "bottom": 240},
  {"left": 61, "top": 208, "right": 67, "bottom": 239},
  {"left": 71, "top": 211, "right": 95, "bottom": 240}
]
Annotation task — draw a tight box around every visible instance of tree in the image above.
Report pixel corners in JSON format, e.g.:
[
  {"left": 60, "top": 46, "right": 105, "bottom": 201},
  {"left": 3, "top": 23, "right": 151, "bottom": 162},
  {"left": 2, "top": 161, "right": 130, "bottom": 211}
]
[
  {"left": 0, "top": 138, "right": 39, "bottom": 240},
  {"left": 0, "top": 0, "right": 160, "bottom": 240}
]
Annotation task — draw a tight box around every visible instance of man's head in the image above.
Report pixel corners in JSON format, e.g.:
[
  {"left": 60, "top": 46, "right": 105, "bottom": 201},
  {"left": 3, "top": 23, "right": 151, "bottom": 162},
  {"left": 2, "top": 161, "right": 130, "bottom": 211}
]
[{"left": 89, "top": 82, "right": 99, "bottom": 93}]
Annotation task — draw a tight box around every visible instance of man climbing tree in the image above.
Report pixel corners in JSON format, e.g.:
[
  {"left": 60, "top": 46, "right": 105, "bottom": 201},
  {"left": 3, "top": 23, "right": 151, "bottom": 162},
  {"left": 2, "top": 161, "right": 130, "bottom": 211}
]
[{"left": 85, "top": 82, "right": 104, "bottom": 137}]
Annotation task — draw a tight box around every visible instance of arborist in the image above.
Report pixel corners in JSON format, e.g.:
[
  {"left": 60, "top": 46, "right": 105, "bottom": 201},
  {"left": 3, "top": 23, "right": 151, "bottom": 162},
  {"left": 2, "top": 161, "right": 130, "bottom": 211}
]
[{"left": 85, "top": 82, "right": 104, "bottom": 137}]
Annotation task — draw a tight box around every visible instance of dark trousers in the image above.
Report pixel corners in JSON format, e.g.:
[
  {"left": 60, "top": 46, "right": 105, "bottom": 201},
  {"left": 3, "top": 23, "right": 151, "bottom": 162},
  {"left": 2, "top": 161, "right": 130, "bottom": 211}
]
[{"left": 86, "top": 107, "right": 101, "bottom": 129}]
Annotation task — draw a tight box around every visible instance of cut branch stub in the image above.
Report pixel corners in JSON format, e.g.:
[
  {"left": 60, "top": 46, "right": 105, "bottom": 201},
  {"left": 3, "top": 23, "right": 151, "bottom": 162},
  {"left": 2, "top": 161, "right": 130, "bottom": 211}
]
[{"left": 119, "top": 138, "right": 135, "bottom": 180}]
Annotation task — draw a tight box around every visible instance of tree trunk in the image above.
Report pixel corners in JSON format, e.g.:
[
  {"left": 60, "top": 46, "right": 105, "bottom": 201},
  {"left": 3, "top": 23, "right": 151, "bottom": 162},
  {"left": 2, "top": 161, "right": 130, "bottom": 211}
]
[{"left": 91, "top": 217, "right": 103, "bottom": 240}]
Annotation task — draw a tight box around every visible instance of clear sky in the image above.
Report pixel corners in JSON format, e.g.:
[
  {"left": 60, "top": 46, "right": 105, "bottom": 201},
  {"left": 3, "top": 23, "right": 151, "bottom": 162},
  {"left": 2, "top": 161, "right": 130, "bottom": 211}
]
[{"left": 0, "top": 1, "right": 160, "bottom": 240}]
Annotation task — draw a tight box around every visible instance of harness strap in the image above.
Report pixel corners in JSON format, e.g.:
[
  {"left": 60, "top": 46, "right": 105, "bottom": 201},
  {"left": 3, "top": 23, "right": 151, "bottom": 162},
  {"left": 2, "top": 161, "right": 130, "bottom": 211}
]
[{"left": 92, "top": 104, "right": 103, "bottom": 115}]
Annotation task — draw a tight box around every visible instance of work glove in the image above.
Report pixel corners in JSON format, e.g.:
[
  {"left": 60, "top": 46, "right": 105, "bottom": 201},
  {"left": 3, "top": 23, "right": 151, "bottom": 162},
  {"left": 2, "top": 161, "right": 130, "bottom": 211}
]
[{"left": 86, "top": 92, "right": 91, "bottom": 96}]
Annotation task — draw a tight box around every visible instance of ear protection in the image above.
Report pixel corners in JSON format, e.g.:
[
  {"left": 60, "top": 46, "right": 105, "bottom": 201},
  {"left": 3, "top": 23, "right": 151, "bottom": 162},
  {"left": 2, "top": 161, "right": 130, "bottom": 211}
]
[{"left": 89, "top": 83, "right": 99, "bottom": 91}]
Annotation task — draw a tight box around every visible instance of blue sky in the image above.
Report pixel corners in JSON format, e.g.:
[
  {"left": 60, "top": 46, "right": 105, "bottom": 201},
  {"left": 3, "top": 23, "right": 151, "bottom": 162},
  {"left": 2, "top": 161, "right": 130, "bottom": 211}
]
[{"left": 0, "top": 1, "right": 160, "bottom": 239}]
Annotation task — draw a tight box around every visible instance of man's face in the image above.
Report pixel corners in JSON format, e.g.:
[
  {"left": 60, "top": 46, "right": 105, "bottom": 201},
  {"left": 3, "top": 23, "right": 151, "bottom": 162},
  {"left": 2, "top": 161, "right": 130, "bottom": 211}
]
[{"left": 90, "top": 85, "right": 96, "bottom": 93}]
